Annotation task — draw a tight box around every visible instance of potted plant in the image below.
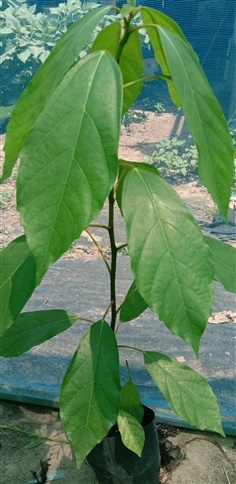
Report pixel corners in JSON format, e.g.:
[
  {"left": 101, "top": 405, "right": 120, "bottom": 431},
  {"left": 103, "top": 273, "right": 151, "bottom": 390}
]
[{"left": 0, "top": 2, "right": 235, "bottom": 482}]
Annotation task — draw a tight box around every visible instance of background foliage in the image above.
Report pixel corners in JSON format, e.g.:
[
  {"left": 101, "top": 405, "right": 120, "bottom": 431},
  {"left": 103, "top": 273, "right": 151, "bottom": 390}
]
[{"left": 0, "top": 0, "right": 115, "bottom": 114}]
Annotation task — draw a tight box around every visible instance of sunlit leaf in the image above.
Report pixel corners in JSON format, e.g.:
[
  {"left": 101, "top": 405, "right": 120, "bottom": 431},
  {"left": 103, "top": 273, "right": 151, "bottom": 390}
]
[
  {"left": 144, "top": 351, "right": 225, "bottom": 436},
  {"left": 121, "top": 163, "right": 214, "bottom": 354},
  {"left": 0, "top": 235, "right": 36, "bottom": 336},
  {"left": 141, "top": 7, "right": 186, "bottom": 105},
  {"left": 117, "top": 410, "right": 145, "bottom": 457},
  {"left": 2, "top": 6, "right": 111, "bottom": 182},
  {"left": 205, "top": 236, "right": 236, "bottom": 293},
  {"left": 158, "top": 27, "right": 234, "bottom": 220},
  {"left": 60, "top": 320, "right": 121, "bottom": 469},
  {"left": 0, "top": 310, "right": 77, "bottom": 357},
  {"left": 17, "top": 51, "right": 122, "bottom": 283}
]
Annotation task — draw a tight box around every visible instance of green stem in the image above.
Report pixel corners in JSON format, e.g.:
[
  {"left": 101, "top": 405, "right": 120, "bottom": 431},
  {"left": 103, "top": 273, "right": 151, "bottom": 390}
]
[
  {"left": 103, "top": 301, "right": 113, "bottom": 321},
  {"left": 89, "top": 223, "right": 110, "bottom": 230},
  {"left": 85, "top": 229, "right": 111, "bottom": 274},
  {"left": 123, "top": 74, "right": 173, "bottom": 89},
  {"left": 118, "top": 344, "right": 144, "bottom": 353},
  {"left": 77, "top": 316, "right": 94, "bottom": 324},
  {"left": 110, "top": 5, "right": 122, "bottom": 14},
  {"left": 115, "top": 17, "right": 132, "bottom": 63},
  {"left": 108, "top": 190, "right": 118, "bottom": 331},
  {"left": 131, "top": 23, "right": 165, "bottom": 32},
  {"left": 117, "top": 243, "right": 127, "bottom": 251}
]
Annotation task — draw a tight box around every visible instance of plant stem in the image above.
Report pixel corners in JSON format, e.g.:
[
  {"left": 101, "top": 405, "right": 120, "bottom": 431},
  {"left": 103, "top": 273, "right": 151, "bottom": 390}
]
[
  {"left": 85, "top": 229, "right": 111, "bottom": 273},
  {"left": 77, "top": 316, "right": 94, "bottom": 324},
  {"left": 108, "top": 189, "right": 118, "bottom": 331},
  {"left": 103, "top": 301, "right": 113, "bottom": 321},
  {"left": 117, "top": 243, "right": 127, "bottom": 251},
  {"left": 89, "top": 224, "right": 110, "bottom": 230},
  {"left": 123, "top": 74, "right": 173, "bottom": 89},
  {"left": 118, "top": 344, "right": 144, "bottom": 353},
  {"left": 115, "top": 17, "right": 132, "bottom": 63}
]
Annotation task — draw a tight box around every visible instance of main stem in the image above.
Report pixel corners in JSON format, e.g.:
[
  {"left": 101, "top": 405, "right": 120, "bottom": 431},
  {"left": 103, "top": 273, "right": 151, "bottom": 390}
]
[
  {"left": 108, "top": 189, "right": 118, "bottom": 332},
  {"left": 108, "top": 13, "right": 135, "bottom": 331}
]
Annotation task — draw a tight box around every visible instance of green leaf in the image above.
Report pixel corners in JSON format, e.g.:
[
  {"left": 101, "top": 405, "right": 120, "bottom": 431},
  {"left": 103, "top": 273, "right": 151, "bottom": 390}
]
[
  {"left": 144, "top": 351, "right": 225, "bottom": 436},
  {"left": 91, "top": 21, "right": 120, "bottom": 57},
  {"left": 117, "top": 410, "right": 145, "bottom": 457},
  {"left": 91, "top": 22, "right": 144, "bottom": 114},
  {"left": 60, "top": 320, "right": 121, "bottom": 469},
  {"left": 117, "top": 160, "right": 159, "bottom": 215},
  {"left": 158, "top": 27, "right": 234, "bottom": 220},
  {"left": 205, "top": 236, "right": 236, "bottom": 293},
  {"left": 0, "top": 236, "right": 36, "bottom": 336},
  {"left": 141, "top": 7, "right": 187, "bottom": 106},
  {"left": 17, "top": 51, "right": 122, "bottom": 283},
  {"left": 120, "top": 380, "right": 144, "bottom": 423},
  {"left": 121, "top": 164, "right": 214, "bottom": 355},
  {"left": 0, "top": 310, "right": 77, "bottom": 357},
  {"left": 121, "top": 29, "right": 144, "bottom": 114},
  {"left": 120, "top": 280, "right": 148, "bottom": 322},
  {"left": 1, "top": 6, "right": 111, "bottom": 182},
  {"left": 24, "top": 438, "right": 47, "bottom": 449}
]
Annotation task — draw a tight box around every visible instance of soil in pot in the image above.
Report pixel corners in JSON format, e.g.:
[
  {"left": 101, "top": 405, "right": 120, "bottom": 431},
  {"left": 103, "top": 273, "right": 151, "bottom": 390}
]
[{"left": 86, "top": 406, "right": 160, "bottom": 484}]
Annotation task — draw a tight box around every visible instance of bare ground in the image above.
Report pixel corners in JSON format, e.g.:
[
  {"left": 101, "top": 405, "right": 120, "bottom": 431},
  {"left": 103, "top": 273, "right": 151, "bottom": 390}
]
[{"left": 1, "top": 400, "right": 235, "bottom": 484}]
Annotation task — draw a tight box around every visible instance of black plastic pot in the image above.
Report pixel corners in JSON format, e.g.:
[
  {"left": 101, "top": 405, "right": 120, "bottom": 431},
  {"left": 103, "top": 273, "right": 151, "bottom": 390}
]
[{"left": 86, "top": 406, "right": 160, "bottom": 484}]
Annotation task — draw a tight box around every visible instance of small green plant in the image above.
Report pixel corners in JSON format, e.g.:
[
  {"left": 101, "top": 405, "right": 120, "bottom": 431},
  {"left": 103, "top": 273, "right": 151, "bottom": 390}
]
[
  {"left": 154, "top": 101, "right": 165, "bottom": 114},
  {"left": 0, "top": 0, "right": 99, "bottom": 65},
  {"left": 0, "top": 423, "right": 68, "bottom": 448},
  {"left": 0, "top": 189, "right": 13, "bottom": 207},
  {"left": 145, "top": 135, "right": 199, "bottom": 180},
  {"left": 0, "top": 2, "right": 235, "bottom": 475},
  {"left": 122, "top": 108, "right": 146, "bottom": 127}
]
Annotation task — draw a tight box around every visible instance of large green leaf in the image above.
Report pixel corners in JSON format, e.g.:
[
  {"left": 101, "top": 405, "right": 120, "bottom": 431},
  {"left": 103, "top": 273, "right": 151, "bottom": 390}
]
[
  {"left": 0, "top": 236, "right": 36, "bottom": 336},
  {"left": 17, "top": 51, "right": 122, "bottom": 283},
  {"left": 60, "top": 320, "right": 121, "bottom": 469},
  {"left": 205, "top": 236, "right": 236, "bottom": 293},
  {"left": 91, "top": 22, "right": 144, "bottom": 114},
  {"left": 91, "top": 21, "right": 120, "bottom": 56},
  {"left": 0, "top": 310, "right": 77, "bottom": 357},
  {"left": 117, "top": 410, "right": 145, "bottom": 457},
  {"left": 158, "top": 27, "right": 234, "bottom": 220},
  {"left": 141, "top": 7, "right": 186, "bottom": 106},
  {"left": 1, "top": 6, "right": 111, "bottom": 182},
  {"left": 144, "top": 351, "right": 225, "bottom": 436},
  {"left": 120, "top": 280, "right": 148, "bottom": 322},
  {"left": 120, "top": 380, "right": 144, "bottom": 423},
  {"left": 121, "top": 163, "right": 214, "bottom": 354}
]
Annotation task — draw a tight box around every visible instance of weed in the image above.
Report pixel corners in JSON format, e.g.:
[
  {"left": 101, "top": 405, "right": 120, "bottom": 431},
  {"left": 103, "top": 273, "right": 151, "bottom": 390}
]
[
  {"left": 0, "top": 189, "right": 13, "bottom": 207},
  {"left": 122, "top": 109, "right": 147, "bottom": 127},
  {"left": 154, "top": 102, "right": 165, "bottom": 115},
  {"left": 144, "top": 135, "right": 199, "bottom": 181}
]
